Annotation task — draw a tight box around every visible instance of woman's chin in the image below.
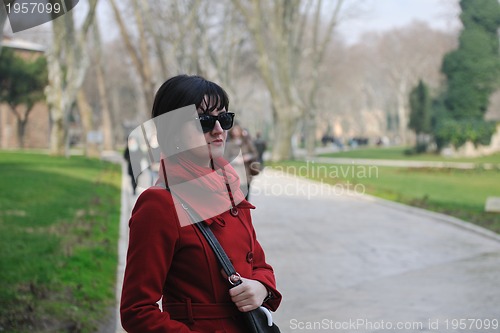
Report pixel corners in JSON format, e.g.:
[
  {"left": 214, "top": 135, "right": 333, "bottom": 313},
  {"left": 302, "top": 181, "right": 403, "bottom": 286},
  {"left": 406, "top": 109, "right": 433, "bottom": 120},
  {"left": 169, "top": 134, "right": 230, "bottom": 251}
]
[
  {"left": 208, "top": 144, "right": 225, "bottom": 159},
  {"left": 184, "top": 145, "right": 225, "bottom": 164}
]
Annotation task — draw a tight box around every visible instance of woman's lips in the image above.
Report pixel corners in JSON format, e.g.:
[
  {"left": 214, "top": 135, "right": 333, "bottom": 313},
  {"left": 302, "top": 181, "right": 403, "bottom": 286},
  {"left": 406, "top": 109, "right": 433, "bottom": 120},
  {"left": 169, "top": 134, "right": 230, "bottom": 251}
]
[{"left": 210, "top": 139, "right": 224, "bottom": 146}]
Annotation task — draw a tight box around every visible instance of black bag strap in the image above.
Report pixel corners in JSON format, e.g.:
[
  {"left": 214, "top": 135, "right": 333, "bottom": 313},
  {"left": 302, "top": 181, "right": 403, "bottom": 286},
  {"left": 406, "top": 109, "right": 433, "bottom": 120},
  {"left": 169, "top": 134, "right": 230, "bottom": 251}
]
[{"left": 164, "top": 185, "right": 242, "bottom": 287}]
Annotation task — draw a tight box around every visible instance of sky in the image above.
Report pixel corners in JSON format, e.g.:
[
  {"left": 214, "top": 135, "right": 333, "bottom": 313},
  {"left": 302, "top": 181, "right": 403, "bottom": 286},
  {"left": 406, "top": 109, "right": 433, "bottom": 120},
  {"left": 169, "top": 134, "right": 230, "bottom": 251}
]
[
  {"left": 3, "top": 0, "right": 462, "bottom": 46},
  {"left": 91, "top": 0, "right": 462, "bottom": 44},
  {"left": 336, "top": 0, "right": 461, "bottom": 44}
]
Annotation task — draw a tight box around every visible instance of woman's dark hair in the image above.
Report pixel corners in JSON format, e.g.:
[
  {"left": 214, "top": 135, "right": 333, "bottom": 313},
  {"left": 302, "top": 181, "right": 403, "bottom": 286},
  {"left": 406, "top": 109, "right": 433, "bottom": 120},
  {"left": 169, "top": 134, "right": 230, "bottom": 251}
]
[{"left": 151, "top": 75, "right": 229, "bottom": 119}]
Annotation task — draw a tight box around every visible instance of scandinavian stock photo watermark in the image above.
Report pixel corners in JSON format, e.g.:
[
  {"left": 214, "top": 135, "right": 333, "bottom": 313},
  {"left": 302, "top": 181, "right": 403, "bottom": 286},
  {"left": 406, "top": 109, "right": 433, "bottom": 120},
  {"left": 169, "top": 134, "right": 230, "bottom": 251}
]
[
  {"left": 254, "top": 161, "right": 379, "bottom": 200},
  {"left": 289, "top": 317, "right": 499, "bottom": 331}
]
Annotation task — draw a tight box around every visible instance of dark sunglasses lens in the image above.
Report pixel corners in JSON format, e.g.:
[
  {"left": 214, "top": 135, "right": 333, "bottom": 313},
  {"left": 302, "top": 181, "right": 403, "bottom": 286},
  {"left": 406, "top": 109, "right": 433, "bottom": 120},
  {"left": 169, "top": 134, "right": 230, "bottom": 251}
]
[
  {"left": 199, "top": 115, "right": 215, "bottom": 133},
  {"left": 218, "top": 113, "right": 234, "bottom": 130}
]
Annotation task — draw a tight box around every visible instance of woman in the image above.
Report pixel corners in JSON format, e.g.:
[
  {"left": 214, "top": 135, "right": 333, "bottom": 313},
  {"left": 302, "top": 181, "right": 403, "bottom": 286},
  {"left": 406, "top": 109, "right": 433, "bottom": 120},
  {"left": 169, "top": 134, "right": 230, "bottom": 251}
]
[{"left": 120, "top": 75, "right": 281, "bottom": 333}]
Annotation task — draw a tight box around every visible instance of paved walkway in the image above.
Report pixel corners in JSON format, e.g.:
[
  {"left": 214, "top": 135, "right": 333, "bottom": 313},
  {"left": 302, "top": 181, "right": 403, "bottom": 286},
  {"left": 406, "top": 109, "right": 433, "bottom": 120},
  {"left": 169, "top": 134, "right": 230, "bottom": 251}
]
[{"left": 112, "top": 158, "right": 500, "bottom": 333}]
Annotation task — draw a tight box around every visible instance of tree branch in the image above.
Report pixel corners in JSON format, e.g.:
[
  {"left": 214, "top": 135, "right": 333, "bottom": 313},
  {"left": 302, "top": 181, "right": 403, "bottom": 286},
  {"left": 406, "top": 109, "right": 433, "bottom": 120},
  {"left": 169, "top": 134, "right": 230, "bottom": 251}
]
[{"left": 109, "top": 0, "right": 145, "bottom": 83}]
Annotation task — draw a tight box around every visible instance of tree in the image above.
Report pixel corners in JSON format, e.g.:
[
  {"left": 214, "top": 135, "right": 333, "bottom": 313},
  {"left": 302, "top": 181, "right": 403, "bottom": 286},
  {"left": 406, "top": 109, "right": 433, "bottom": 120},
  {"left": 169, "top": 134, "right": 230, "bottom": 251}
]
[
  {"left": 231, "top": 0, "right": 345, "bottom": 161},
  {"left": 92, "top": 18, "right": 114, "bottom": 151},
  {"left": 109, "top": 0, "right": 155, "bottom": 116},
  {"left": 45, "top": 0, "right": 98, "bottom": 155},
  {"left": 408, "top": 80, "right": 431, "bottom": 152},
  {"left": 109, "top": 0, "right": 258, "bottom": 130},
  {"left": 76, "top": 16, "right": 114, "bottom": 156},
  {"left": 319, "top": 22, "right": 456, "bottom": 144},
  {"left": 436, "top": 0, "right": 500, "bottom": 148},
  {"left": 369, "top": 22, "right": 456, "bottom": 144},
  {"left": 0, "top": 48, "right": 48, "bottom": 147},
  {"left": 442, "top": 0, "right": 500, "bottom": 120}
]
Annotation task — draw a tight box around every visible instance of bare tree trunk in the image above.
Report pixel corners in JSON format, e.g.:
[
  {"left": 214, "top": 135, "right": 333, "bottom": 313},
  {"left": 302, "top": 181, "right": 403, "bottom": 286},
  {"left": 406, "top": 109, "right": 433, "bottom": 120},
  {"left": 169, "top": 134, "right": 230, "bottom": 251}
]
[
  {"left": 231, "top": 0, "right": 303, "bottom": 161},
  {"left": 142, "top": 0, "right": 169, "bottom": 79},
  {"left": 304, "top": 0, "right": 344, "bottom": 158},
  {"left": 109, "top": 0, "right": 155, "bottom": 114},
  {"left": 16, "top": 117, "right": 27, "bottom": 148},
  {"left": 8, "top": 104, "right": 34, "bottom": 149},
  {"left": 272, "top": 105, "right": 300, "bottom": 161},
  {"left": 396, "top": 79, "right": 408, "bottom": 144},
  {"left": 92, "top": 19, "right": 114, "bottom": 150},
  {"left": 304, "top": 112, "right": 316, "bottom": 158},
  {"left": 46, "top": 43, "right": 66, "bottom": 155},
  {"left": 45, "top": 0, "right": 99, "bottom": 155},
  {"left": 76, "top": 89, "right": 95, "bottom": 157},
  {"left": 97, "top": 66, "right": 113, "bottom": 150},
  {"left": 133, "top": 0, "right": 155, "bottom": 111},
  {"left": 190, "top": 0, "right": 246, "bottom": 105},
  {"left": 232, "top": 0, "right": 344, "bottom": 161},
  {"left": 11, "top": 106, "right": 25, "bottom": 148},
  {"left": 0, "top": 104, "right": 8, "bottom": 148}
]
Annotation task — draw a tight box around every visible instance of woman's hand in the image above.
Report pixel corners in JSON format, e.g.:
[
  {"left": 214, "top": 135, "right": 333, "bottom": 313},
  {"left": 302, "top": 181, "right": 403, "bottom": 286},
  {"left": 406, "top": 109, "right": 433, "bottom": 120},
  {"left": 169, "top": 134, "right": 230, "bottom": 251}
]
[{"left": 228, "top": 277, "right": 268, "bottom": 312}]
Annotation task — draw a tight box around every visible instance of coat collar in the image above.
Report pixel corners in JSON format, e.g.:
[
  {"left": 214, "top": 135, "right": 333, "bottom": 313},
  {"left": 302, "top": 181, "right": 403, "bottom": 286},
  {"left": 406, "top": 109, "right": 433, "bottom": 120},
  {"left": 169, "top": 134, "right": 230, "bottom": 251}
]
[{"left": 203, "top": 199, "right": 255, "bottom": 226}]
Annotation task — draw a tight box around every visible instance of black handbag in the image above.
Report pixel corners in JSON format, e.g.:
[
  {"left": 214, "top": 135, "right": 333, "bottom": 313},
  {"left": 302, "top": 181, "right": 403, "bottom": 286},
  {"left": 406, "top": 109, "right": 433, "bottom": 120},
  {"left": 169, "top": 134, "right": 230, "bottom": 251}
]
[{"left": 168, "top": 186, "right": 281, "bottom": 333}]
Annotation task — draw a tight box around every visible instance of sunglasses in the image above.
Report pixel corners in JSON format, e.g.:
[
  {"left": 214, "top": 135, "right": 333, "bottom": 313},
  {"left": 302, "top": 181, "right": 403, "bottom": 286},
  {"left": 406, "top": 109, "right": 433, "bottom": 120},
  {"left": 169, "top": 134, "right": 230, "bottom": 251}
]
[{"left": 198, "top": 112, "right": 235, "bottom": 133}]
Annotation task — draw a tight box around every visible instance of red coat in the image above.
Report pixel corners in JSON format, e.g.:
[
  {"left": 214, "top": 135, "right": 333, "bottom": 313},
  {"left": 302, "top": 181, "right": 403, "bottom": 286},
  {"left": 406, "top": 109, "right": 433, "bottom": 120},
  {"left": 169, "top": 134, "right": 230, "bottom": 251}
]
[{"left": 120, "top": 187, "right": 282, "bottom": 332}]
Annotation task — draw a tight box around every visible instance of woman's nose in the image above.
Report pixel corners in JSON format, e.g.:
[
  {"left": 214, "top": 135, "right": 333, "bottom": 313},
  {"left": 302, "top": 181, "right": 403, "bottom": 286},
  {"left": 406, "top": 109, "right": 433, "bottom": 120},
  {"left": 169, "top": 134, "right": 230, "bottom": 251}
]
[{"left": 211, "top": 120, "right": 223, "bottom": 134}]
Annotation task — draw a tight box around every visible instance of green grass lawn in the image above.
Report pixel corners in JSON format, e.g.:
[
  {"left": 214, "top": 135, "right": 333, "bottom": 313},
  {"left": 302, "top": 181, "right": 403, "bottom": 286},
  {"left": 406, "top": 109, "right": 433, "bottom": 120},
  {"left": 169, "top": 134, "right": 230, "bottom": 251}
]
[
  {"left": 272, "top": 161, "right": 500, "bottom": 233},
  {"left": 319, "top": 146, "right": 500, "bottom": 164},
  {"left": 0, "top": 151, "right": 121, "bottom": 333}
]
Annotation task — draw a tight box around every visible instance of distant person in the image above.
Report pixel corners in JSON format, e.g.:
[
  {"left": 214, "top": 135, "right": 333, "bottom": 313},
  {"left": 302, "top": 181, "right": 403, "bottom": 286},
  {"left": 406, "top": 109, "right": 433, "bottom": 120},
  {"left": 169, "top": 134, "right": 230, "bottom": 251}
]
[
  {"left": 123, "top": 137, "right": 141, "bottom": 195},
  {"left": 253, "top": 132, "right": 267, "bottom": 168},
  {"left": 226, "top": 122, "right": 259, "bottom": 200}
]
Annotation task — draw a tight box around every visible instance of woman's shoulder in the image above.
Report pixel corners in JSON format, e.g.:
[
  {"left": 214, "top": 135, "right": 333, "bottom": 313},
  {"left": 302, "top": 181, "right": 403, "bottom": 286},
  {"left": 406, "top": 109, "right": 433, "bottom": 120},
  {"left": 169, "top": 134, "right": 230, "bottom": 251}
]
[
  {"left": 129, "top": 187, "right": 182, "bottom": 241},
  {"left": 134, "top": 186, "right": 174, "bottom": 207},
  {"left": 130, "top": 186, "right": 177, "bottom": 224}
]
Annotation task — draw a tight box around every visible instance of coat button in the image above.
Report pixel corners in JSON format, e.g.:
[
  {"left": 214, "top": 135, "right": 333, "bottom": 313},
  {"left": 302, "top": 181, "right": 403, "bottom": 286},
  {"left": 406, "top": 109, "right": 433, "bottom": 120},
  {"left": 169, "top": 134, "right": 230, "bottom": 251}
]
[{"left": 246, "top": 251, "right": 254, "bottom": 263}]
